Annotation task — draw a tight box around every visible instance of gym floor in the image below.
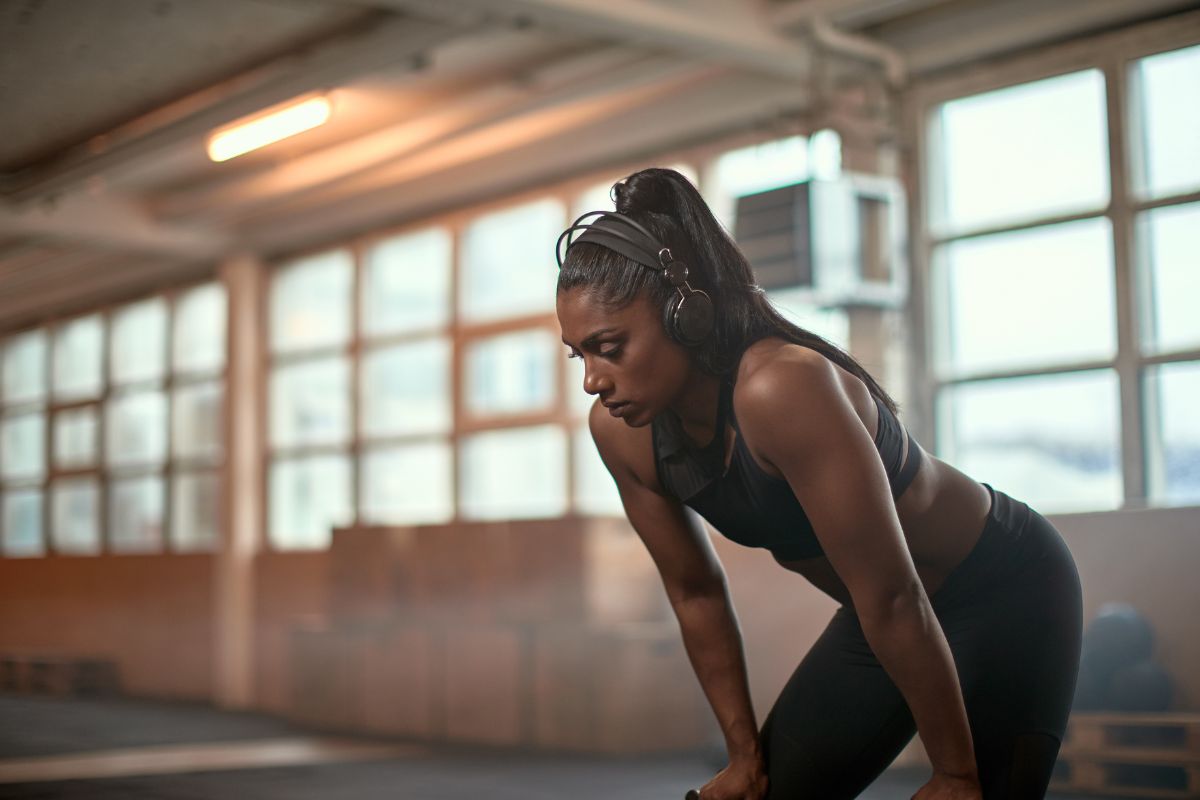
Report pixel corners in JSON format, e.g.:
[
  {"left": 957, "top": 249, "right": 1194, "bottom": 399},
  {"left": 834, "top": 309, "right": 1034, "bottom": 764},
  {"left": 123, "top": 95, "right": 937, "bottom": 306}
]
[{"left": 0, "top": 695, "right": 1110, "bottom": 799}]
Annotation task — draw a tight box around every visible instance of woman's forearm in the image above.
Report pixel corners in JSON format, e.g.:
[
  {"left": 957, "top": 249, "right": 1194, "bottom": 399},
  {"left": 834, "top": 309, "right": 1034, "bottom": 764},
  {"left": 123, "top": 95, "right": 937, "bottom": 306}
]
[
  {"left": 671, "top": 589, "right": 762, "bottom": 761},
  {"left": 859, "top": 594, "right": 977, "bottom": 779}
]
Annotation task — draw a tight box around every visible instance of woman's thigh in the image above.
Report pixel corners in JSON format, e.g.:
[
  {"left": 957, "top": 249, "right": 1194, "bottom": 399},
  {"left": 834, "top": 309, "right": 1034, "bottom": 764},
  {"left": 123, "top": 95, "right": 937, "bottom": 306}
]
[
  {"left": 760, "top": 508, "right": 1082, "bottom": 799},
  {"left": 758, "top": 608, "right": 916, "bottom": 800}
]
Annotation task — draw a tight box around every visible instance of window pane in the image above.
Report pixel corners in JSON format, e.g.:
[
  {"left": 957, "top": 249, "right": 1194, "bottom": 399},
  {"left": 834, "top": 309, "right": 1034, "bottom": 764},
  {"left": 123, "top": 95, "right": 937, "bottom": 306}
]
[
  {"left": 460, "top": 425, "right": 566, "bottom": 520},
  {"left": 362, "top": 228, "right": 451, "bottom": 336},
  {"left": 460, "top": 198, "right": 563, "bottom": 323},
  {"left": 270, "top": 359, "right": 349, "bottom": 448},
  {"left": 110, "top": 298, "right": 166, "bottom": 385},
  {"left": 174, "top": 283, "right": 227, "bottom": 374},
  {"left": 109, "top": 476, "right": 164, "bottom": 553},
  {"left": 173, "top": 382, "right": 223, "bottom": 461},
  {"left": 1139, "top": 202, "right": 1200, "bottom": 354},
  {"left": 1147, "top": 361, "right": 1200, "bottom": 506},
  {"left": 52, "top": 478, "right": 100, "bottom": 554},
  {"left": 271, "top": 250, "right": 352, "bottom": 354},
  {"left": 106, "top": 392, "right": 167, "bottom": 467},
  {"left": 361, "top": 339, "right": 450, "bottom": 437},
  {"left": 3, "top": 330, "right": 46, "bottom": 406},
  {"left": 172, "top": 472, "right": 219, "bottom": 552},
  {"left": 933, "top": 70, "right": 1109, "bottom": 233},
  {"left": 933, "top": 219, "right": 1115, "bottom": 376},
  {"left": 573, "top": 426, "right": 622, "bottom": 515},
  {"left": 1, "top": 412, "right": 45, "bottom": 480},
  {"left": 361, "top": 442, "right": 453, "bottom": 525},
  {"left": 937, "top": 370, "right": 1121, "bottom": 513},
  {"left": 1132, "top": 44, "right": 1200, "bottom": 199},
  {"left": 54, "top": 407, "right": 97, "bottom": 469},
  {"left": 53, "top": 314, "right": 103, "bottom": 401},
  {"left": 465, "top": 329, "right": 558, "bottom": 416},
  {"left": 2, "top": 490, "right": 43, "bottom": 557},
  {"left": 269, "top": 456, "right": 351, "bottom": 549}
]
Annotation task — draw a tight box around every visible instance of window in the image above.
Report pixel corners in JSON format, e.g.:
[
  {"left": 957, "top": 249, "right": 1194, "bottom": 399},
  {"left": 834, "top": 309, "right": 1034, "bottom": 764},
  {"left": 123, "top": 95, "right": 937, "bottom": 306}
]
[
  {"left": 924, "top": 36, "right": 1200, "bottom": 512},
  {"left": 0, "top": 281, "right": 226, "bottom": 558},
  {"left": 267, "top": 228, "right": 461, "bottom": 543}
]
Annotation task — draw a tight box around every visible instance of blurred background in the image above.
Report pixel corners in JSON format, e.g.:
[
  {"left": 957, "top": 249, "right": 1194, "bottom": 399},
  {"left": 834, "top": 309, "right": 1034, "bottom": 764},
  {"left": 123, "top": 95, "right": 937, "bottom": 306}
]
[{"left": 0, "top": 0, "right": 1198, "bottom": 797}]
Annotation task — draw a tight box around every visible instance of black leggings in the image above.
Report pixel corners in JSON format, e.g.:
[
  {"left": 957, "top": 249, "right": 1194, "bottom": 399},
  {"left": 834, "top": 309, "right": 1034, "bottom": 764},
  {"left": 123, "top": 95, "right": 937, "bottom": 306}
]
[{"left": 758, "top": 486, "right": 1083, "bottom": 799}]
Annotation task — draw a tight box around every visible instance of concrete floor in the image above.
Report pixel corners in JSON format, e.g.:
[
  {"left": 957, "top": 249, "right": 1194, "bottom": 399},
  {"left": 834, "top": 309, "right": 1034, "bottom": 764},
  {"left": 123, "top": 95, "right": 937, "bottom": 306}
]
[{"left": 0, "top": 694, "right": 1115, "bottom": 799}]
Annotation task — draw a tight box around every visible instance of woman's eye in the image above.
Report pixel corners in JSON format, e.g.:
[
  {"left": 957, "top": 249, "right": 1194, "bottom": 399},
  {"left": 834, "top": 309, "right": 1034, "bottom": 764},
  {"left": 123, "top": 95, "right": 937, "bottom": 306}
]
[
  {"left": 599, "top": 346, "right": 622, "bottom": 358},
  {"left": 566, "top": 350, "right": 581, "bottom": 359}
]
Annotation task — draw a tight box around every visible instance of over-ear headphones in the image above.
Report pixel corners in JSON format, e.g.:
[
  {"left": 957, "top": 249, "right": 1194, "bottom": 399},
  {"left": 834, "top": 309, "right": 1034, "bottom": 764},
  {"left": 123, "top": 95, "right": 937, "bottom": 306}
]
[{"left": 556, "top": 210, "right": 714, "bottom": 347}]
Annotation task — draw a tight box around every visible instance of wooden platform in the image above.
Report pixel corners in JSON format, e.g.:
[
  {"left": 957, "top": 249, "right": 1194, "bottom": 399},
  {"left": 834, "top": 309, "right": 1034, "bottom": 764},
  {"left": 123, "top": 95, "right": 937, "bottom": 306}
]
[{"left": 1052, "top": 712, "right": 1200, "bottom": 798}]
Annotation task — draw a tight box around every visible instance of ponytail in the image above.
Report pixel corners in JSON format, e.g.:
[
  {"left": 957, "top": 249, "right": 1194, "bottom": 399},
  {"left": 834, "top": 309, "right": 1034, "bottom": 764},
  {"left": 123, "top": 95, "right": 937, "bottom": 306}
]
[{"left": 559, "top": 167, "right": 898, "bottom": 414}]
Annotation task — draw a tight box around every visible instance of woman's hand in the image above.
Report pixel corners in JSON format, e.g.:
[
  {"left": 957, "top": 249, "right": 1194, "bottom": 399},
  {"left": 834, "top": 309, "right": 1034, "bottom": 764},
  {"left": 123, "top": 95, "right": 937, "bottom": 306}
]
[
  {"left": 694, "top": 754, "right": 769, "bottom": 800},
  {"left": 911, "top": 771, "right": 982, "bottom": 800}
]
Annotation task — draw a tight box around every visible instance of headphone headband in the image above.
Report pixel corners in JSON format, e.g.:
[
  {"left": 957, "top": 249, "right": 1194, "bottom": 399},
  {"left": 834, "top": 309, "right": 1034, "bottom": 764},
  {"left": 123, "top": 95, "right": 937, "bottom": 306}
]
[{"left": 555, "top": 211, "right": 673, "bottom": 272}]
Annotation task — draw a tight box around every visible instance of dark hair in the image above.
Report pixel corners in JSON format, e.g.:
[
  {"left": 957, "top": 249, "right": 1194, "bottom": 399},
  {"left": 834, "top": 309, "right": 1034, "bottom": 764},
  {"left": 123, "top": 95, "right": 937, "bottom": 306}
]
[{"left": 556, "top": 167, "right": 898, "bottom": 413}]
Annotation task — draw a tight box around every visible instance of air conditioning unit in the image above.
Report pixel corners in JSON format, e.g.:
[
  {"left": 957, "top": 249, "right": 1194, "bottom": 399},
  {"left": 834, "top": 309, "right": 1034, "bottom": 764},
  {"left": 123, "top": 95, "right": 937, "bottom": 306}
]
[{"left": 732, "top": 174, "right": 907, "bottom": 308}]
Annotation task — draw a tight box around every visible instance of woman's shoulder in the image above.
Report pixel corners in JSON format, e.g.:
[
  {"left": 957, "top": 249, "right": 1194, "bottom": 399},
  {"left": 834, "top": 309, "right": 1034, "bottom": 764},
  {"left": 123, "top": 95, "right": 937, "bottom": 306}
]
[
  {"left": 734, "top": 337, "right": 838, "bottom": 401},
  {"left": 732, "top": 337, "right": 873, "bottom": 439}
]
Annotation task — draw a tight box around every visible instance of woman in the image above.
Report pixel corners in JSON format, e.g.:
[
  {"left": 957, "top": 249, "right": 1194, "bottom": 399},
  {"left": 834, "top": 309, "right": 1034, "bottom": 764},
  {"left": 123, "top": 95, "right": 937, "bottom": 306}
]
[{"left": 555, "top": 167, "right": 1082, "bottom": 800}]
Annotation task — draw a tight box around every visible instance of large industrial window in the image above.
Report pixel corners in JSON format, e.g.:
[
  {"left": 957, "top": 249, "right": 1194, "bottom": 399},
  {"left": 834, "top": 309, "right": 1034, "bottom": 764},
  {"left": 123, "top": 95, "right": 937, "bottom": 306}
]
[
  {"left": 923, "top": 34, "right": 1200, "bottom": 512},
  {"left": 0, "top": 282, "right": 227, "bottom": 557}
]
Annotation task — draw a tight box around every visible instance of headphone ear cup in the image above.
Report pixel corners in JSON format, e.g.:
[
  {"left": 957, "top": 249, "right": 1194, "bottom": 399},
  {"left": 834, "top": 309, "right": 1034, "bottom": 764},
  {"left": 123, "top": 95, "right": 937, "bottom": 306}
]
[
  {"left": 666, "top": 289, "right": 714, "bottom": 347},
  {"left": 662, "top": 292, "right": 685, "bottom": 342}
]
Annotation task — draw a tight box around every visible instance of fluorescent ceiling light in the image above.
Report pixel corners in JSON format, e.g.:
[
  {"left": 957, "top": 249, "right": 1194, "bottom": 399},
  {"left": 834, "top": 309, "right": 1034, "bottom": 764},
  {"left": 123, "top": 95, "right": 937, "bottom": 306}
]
[{"left": 207, "top": 95, "right": 332, "bottom": 162}]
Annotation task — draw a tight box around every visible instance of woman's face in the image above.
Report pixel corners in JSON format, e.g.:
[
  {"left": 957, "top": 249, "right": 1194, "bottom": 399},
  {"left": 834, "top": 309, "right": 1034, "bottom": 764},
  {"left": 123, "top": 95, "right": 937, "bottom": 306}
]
[{"left": 556, "top": 287, "right": 692, "bottom": 427}]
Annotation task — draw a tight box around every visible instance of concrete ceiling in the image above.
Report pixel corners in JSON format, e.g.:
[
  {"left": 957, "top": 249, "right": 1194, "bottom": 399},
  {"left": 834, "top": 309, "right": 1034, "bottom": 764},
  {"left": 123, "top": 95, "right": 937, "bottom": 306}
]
[{"left": 0, "top": 0, "right": 1196, "bottom": 331}]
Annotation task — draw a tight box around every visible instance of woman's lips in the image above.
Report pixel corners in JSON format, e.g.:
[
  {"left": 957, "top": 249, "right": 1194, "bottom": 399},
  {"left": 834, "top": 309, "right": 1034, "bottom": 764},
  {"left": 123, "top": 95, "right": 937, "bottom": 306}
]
[{"left": 607, "top": 402, "right": 630, "bottom": 418}]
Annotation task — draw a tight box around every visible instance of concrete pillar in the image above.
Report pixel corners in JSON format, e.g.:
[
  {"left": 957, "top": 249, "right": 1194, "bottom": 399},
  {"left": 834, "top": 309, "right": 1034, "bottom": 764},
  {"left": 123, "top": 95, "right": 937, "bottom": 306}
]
[{"left": 214, "top": 253, "right": 265, "bottom": 708}]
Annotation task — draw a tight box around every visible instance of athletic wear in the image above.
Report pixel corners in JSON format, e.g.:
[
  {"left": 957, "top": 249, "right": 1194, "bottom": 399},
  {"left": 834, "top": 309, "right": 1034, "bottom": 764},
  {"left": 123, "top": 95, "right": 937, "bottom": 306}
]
[
  {"left": 758, "top": 485, "right": 1083, "bottom": 799},
  {"left": 651, "top": 376, "right": 922, "bottom": 560},
  {"left": 647, "top": 353, "right": 1082, "bottom": 797}
]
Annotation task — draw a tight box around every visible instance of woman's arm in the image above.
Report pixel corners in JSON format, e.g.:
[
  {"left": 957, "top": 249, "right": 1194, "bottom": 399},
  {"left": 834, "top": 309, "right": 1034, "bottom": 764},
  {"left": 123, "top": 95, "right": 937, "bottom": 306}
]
[
  {"left": 588, "top": 400, "right": 764, "bottom": 769},
  {"left": 736, "top": 349, "right": 978, "bottom": 784}
]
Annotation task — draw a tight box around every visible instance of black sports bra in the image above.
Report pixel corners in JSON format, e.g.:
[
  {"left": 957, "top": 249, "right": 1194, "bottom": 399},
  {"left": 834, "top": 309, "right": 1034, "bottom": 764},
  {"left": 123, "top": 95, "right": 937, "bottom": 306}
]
[{"left": 651, "top": 374, "right": 922, "bottom": 561}]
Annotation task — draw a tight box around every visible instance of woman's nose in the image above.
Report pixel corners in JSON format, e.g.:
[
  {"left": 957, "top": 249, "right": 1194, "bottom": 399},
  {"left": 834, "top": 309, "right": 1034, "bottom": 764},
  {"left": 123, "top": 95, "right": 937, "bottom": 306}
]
[{"left": 582, "top": 366, "right": 612, "bottom": 396}]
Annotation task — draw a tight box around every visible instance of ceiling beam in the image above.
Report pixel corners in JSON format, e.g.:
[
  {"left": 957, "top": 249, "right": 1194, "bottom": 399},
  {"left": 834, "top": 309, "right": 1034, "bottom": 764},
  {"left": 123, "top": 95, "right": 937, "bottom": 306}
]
[
  {"left": 0, "top": 194, "right": 229, "bottom": 258},
  {"left": 772, "top": 0, "right": 951, "bottom": 30},
  {"left": 883, "top": 0, "right": 1200, "bottom": 74},
  {"left": 383, "top": 0, "right": 814, "bottom": 80}
]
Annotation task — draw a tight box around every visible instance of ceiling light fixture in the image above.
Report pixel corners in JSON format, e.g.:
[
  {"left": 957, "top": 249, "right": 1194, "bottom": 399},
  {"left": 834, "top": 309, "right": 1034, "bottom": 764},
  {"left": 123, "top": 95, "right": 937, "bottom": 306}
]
[{"left": 207, "top": 95, "right": 332, "bottom": 162}]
